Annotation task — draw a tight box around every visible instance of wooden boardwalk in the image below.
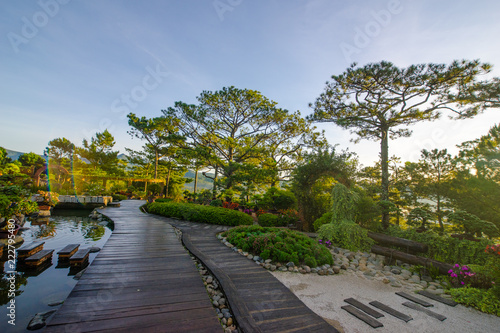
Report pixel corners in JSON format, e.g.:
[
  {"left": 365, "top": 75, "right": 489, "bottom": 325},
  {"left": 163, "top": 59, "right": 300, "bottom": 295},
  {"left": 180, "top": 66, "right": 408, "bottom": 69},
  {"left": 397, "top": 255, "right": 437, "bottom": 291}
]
[
  {"left": 44, "top": 200, "right": 221, "bottom": 333},
  {"left": 170, "top": 220, "right": 340, "bottom": 333}
]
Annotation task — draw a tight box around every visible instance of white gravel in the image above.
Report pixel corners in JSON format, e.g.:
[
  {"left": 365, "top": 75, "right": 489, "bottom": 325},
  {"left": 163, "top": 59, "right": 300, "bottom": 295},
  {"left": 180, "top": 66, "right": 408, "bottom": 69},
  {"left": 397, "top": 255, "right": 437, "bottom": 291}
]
[{"left": 271, "top": 270, "right": 500, "bottom": 333}]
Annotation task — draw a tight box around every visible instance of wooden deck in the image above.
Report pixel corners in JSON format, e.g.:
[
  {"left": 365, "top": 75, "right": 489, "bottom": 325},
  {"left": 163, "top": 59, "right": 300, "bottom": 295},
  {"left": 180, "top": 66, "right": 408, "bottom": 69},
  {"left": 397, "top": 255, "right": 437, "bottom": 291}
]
[
  {"left": 44, "top": 200, "right": 221, "bottom": 333},
  {"left": 170, "top": 220, "right": 340, "bottom": 332}
]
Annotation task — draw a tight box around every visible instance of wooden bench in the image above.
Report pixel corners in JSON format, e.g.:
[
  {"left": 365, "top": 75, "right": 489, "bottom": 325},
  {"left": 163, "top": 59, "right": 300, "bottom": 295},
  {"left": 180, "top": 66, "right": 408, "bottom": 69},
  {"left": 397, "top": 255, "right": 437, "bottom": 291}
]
[
  {"left": 17, "top": 242, "right": 45, "bottom": 260},
  {"left": 24, "top": 249, "right": 54, "bottom": 267},
  {"left": 69, "top": 248, "right": 90, "bottom": 268},
  {"left": 57, "top": 244, "right": 80, "bottom": 261}
]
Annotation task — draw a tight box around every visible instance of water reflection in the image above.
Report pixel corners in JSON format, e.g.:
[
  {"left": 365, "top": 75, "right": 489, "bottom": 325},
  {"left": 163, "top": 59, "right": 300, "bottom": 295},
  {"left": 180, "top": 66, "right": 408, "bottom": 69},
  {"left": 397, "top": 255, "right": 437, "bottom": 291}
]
[{"left": 0, "top": 210, "right": 112, "bottom": 332}]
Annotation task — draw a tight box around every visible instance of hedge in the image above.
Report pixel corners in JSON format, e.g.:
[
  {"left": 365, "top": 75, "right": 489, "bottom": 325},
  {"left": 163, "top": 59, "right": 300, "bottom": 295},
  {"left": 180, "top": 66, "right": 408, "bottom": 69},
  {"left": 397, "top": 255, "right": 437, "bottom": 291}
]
[{"left": 147, "top": 201, "right": 253, "bottom": 226}]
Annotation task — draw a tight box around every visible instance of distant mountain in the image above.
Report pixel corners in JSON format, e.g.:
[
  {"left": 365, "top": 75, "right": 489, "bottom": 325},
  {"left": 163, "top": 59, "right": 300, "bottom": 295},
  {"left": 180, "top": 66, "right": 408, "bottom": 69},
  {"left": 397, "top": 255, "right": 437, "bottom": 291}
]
[{"left": 4, "top": 148, "right": 44, "bottom": 161}]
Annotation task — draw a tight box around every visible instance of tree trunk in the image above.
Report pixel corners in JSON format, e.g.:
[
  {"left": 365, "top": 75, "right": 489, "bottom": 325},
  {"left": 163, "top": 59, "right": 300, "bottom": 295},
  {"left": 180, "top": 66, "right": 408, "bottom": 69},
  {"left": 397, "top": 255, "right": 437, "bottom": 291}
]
[
  {"left": 194, "top": 168, "right": 199, "bottom": 194},
  {"left": 371, "top": 244, "right": 453, "bottom": 275},
  {"left": 212, "top": 165, "right": 218, "bottom": 199},
  {"left": 367, "top": 232, "right": 428, "bottom": 253},
  {"left": 380, "top": 128, "right": 390, "bottom": 229},
  {"left": 154, "top": 150, "right": 158, "bottom": 179},
  {"left": 165, "top": 167, "right": 171, "bottom": 197}
]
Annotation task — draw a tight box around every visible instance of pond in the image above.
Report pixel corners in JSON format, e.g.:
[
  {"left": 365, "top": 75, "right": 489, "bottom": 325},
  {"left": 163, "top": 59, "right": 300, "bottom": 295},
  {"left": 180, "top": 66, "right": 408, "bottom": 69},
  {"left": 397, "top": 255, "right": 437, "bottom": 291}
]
[{"left": 0, "top": 210, "right": 113, "bottom": 332}]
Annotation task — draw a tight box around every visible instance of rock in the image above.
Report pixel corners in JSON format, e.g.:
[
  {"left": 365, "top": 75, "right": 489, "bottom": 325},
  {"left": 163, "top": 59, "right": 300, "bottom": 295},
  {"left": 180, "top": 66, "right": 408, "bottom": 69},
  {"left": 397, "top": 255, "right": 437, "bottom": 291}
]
[
  {"left": 213, "top": 300, "right": 219, "bottom": 307},
  {"left": 47, "top": 300, "right": 64, "bottom": 307},
  {"left": 286, "top": 262, "right": 295, "bottom": 268},
  {"left": 318, "top": 270, "right": 325, "bottom": 276},
  {"left": 427, "top": 285, "right": 437, "bottom": 290},
  {"left": 278, "top": 267, "right": 287, "bottom": 272},
  {"left": 391, "top": 268, "right": 401, "bottom": 275},
  {"left": 409, "top": 275, "right": 421, "bottom": 284},
  {"left": 219, "top": 298, "right": 226, "bottom": 305},
  {"left": 422, "top": 276, "right": 433, "bottom": 282},
  {"left": 340, "top": 264, "right": 347, "bottom": 270},
  {"left": 264, "top": 263, "right": 271, "bottom": 270},
  {"left": 363, "top": 269, "right": 376, "bottom": 277},
  {"left": 224, "top": 312, "right": 232, "bottom": 319},
  {"left": 218, "top": 313, "right": 224, "bottom": 319},
  {"left": 303, "top": 265, "right": 311, "bottom": 273},
  {"left": 253, "top": 256, "right": 262, "bottom": 262},
  {"left": 288, "top": 267, "right": 294, "bottom": 272},
  {"left": 89, "top": 246, "right": 101, "bottom": 253},
  {"left": 391, "top": 281, "right": 402, "bottom": 288},
  {"left": 265, "top": 259, "right": 272, "bottom": 264},
  {"left": 420, "top": 281, "right": 428, "bottom": 288},
  {"left": 73, "top": 268, "right": 86, "bottom": 280},
  {"left": 206, "top": 276, "right": 213, "bottom": 284},
  {"left": 428, "top": 288, "right": 445, "bottom": 295},
  {"left": 332, "top": 266, "right": 340, "bottom": 274},
  {"left": 327, "top": 268, "right": 334, "bottom": 275},
  {"left": 27, "top": 310, "right": 56, "bottom": 330},
  {"left": 382, "top": 278, "right": 390, "bottom": 284},
  {"left": 247, "top": 254, "right": 253, "bottom": 260},
  {"left": 270, "top": 265, "right": 276, "bottom": 271},
  {"left": 213, "top": 295, "right": 221, "bottom": 302},
  {"left": 227, "top": 317, "right": 233, "bottom": 326}
]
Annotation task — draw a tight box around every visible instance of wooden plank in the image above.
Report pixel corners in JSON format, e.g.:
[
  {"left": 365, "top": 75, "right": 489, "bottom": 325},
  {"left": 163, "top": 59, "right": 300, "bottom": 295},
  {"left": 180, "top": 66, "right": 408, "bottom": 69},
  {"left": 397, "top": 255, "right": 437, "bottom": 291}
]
[
  {"left": 417, "top": 290, "right": 457, "bottom": 307},
  {"left": 24, "top": 249, "right": 54, "bottom": 267},
  {"left": 344, "top": 298, "right": 384, "bottom": 318},
  {"left": 17, "top": 241, "right": 44, "bottom": 259},
  {"left": 396, "top": 291, "right": 433, "bottom": 307},
  {"left": 341, "top": 305, "right": 383, "bottom": 328},
  {"left": 70, "top": 248, "right": 90, "bottom": 264},
  {"left": 369, "top": 301, "right": 413, "bottom": 322},
  {"left": 57, "top": 244, "right": 80, "bottom": 259},
  {"left": 402, "top": 301, "right": 446, "bottom": 321}
]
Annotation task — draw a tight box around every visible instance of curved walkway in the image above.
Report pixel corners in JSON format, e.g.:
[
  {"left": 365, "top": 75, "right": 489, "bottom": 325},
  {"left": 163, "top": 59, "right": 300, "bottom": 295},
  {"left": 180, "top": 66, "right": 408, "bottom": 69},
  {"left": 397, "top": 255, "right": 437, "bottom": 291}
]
[
  {"left": 45, "top": 200, "right": 339, "bottom": 332},
  {"left": 44, "top": 200, "right": 221, "bottom": 333}
]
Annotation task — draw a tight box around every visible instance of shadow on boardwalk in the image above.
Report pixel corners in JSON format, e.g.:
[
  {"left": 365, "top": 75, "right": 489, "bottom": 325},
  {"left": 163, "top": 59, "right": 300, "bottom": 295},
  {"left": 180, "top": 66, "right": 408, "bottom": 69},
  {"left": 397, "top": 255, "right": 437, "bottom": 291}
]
[{"left": 45, "top": 200, "right": 339, "bottom": 333}]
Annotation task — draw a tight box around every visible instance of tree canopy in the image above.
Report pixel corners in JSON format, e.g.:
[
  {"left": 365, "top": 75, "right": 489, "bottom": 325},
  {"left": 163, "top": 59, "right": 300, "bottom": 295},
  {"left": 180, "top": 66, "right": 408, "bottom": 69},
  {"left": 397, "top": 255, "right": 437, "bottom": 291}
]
[{"left": 309, "top": 60, "right": 499, "bottom": 228}]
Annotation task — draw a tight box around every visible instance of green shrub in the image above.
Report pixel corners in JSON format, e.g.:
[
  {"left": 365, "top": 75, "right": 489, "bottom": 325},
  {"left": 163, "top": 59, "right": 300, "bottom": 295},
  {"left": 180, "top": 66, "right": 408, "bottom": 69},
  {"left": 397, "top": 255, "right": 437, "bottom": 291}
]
[
  {"left": 222, "top": 225, "right": 333, "bottom": 266},
  {"left": 155, "top": 198, "right": 173, "bottom": 203},
  {"left": 386, "top": 227, "right": 493, "bottom": 265},
  {"left": 313, "top": 212, "right": 333, "bottom": 231},
  {"left": 318, "top": 219, "right": 374, "bottom": 252},
  {"left": 112, "top": 194, "right": 127, "bottom": 201},
  {"left": 147, "top": 202, "right": 252, "bottom": 226},
  {"left": 449, "top": 287, "right": 500, "bottom": 316},
  {"left": 258, "top": 213, "right": 280, "bottom": 227},
  {"left": 209, "top": 199, "right": 223, "bottom": 207},
  {"left": 273, "top": 190, "right": 297, "bottom": 211}
]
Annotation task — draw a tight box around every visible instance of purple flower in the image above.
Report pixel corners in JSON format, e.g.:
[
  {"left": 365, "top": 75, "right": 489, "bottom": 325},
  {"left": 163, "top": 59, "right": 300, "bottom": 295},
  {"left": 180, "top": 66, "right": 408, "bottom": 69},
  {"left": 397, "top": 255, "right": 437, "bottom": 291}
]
[
  {"left": 454, "top": 264, "right": 460, "bottom": 268},
  {"left": 461, "top": 281, "right": 465, "bottom": 285},
  {"left": 451, "top": 273, "right": 457, "bottom": 278},
  {"left": 461, "top": 265, "right": 469, "bottom": 271},
  {"left": 448, "top": 269, "right": 453, "bottom": 274}
]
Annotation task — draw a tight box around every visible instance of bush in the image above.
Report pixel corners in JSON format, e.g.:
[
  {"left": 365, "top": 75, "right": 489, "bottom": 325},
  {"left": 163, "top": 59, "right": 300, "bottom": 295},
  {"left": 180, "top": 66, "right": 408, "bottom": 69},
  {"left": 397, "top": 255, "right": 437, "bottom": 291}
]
[
  {"left": 313, "top": 212, "right": 333, "bottom": 232},
  {"left": 155, "top": 198, "right": 173, "bottom": 203},
  {"left": 112, "top": 194, "right": 127, "bottom": 201},
  {"left": 222, "top": 225, "right": 333, "bottom": 266},
  {"left": 449, "top": 287, "right": 500, "bottom": 316},
  {"left": 317, "top": 219, "right": 374, "bottom": 252},
  {"left": 385, "top": 227, "right": 493, "bottom": 265},
  {"left": 258, "top": 213, "right": 280, "bottom": 227},
  {"left": 209, "top": 199, "right": 223, "bottom": 207},
  {"left": 147, "top": 202, "right": 253, "bottom": 226}
]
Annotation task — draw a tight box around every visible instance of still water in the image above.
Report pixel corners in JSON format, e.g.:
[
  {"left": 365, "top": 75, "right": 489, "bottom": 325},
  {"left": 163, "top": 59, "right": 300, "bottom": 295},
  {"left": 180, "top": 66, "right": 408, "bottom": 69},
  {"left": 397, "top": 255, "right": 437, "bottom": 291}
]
[{"left": 0, "top": 210, "right": 113, "bottom": 332}]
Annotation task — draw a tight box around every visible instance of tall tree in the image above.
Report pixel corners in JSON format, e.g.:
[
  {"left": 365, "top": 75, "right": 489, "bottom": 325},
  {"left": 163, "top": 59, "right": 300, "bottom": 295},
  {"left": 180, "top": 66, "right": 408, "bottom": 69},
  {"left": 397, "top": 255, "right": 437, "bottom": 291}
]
[
  {"left": 309, "top": 60, "right": 498, "bottom": 228},
  {"left": 46, "top": 137, "right": 75, "bottom": 168},
  {"left": 164, "top": 86, "right": 317, "bottom": 190},
  {"left": 127, "top": 113, "right": 184, "bottom": 179},
  {"left": 77, "top": 130, "right": 124, "bottom": 175},
  {"left": 18, "top": 152, "right": 45, "bottom": 175}
]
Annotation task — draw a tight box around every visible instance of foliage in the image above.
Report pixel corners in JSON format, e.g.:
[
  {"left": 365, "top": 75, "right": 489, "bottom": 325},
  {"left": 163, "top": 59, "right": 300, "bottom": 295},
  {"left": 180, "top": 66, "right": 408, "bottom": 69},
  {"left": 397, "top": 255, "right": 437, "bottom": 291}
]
[
  {"left": 147, "top": 201, "right": 253, "bottom": 226},
  {"left": 221, "top": 225, "right": 333, "bottom": 266},
  {"left": 47, "top": 137, "right": 75, "bottom": 168},
  {"left": 76, "top": 129, "right": 125, "bottom": 175},
  {"left": 155, "top": 198, "right": 173, "bottom": 203},
  {"left": 222, "top": 201, "right": 239, "bottom": 210},
  {"left": 258, "top": 213, "right": 280, "bottom": 227},
  {"left": 147, "top": 183, "right": 162, "bottom": 195},
  {"left": 309, "top": 60, "right": 498, "bottom": 228},
  {"left": 313, "top": 212, "right": 333, "bottom": 232},
  {"left": 385, "top": 226, "right": 493, "bottom": 265},
  {"left": 317, "top": 220, "right": 374, "bottom": 252},
  {"left": 112, "top": 193, "right": 127, "bottom": 201},
  {"left": 209, "top": 199, "right": 223, "bottom": 207},
  {"left": 449, "top": 287, "right": 500, "bottom": 316},
  {"left": 407, "top": 207, "right": 433, "bottom": 230},
  {"left": 18, "top": 152, "right": 45, "bottom": 174},
  {"left": 330, "top": 183, "right": 358, "bottom": 222},
  {"left": 448, "top": 210, "right": 500, "bottom": 238},
  {"left": 165, "top": 86, "right": 321, "bottom": 189},
  {"left": 485, "top": 244, "right": 500, "bottom": 298},
  {"left": 447, "top": 264, "right": 492, "bottom": 289},
  {"left": 291, "top": 147, "right": 356, "bottom": 231},
  {"left": 36, "top": 190, "right": 59, "bottom": 206}
]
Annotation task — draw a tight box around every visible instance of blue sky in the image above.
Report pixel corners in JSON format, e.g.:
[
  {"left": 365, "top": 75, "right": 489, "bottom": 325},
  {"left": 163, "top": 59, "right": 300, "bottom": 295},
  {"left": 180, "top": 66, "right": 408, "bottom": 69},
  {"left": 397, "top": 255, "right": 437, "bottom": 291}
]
[{"left": 1, "top": 0, "right": 499, "bottom": 166}]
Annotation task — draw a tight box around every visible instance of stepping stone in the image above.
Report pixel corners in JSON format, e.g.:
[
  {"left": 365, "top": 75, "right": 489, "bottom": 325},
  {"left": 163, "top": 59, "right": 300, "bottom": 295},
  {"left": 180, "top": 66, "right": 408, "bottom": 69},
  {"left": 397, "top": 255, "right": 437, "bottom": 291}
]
[
  {"left": 341, "top": 305, "right": 383, "bottom": 328},
  {"left": 69, "top": 248, "right": 90, "bottom": 267},
  {"left": 17, "top": 241, "right": 45, "bottom": 259},
  {"left": 396, "top": 291, "right": 433, "bottom": 307},
  {"left": 24, "top": 250, "right": 54, "bottom": 267},
  {"left": 57, "top": 244, "right": 80, "bottom": 261},
  {"left": 369, "top": 301, "right": 413, "bottom": 322},
  {"left": 402, "top": 301, "right": 446, "bottom": 321},
  {"left": 344, "top": 298, "right": 384, "bottom": 318},
  {"left": 417, "top": 290, "right": 457, "bottom": 307}
]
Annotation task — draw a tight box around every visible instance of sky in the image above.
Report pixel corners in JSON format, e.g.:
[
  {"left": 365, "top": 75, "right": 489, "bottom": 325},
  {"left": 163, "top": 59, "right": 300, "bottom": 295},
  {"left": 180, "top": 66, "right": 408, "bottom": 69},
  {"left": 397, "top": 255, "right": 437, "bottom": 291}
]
[{"left": 1, "top": 0, "right": 499, "bottom": 167}]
